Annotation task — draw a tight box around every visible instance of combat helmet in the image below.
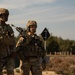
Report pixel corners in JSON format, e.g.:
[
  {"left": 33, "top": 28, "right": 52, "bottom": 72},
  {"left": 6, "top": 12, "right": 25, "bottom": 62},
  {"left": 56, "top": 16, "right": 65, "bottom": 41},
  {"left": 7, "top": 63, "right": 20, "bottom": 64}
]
[
  {"left": 0, "top": 8, "right": 9, "bottom": 22},
  {"left": 26, "top": 20, "right": 37, "bottom": 28}
]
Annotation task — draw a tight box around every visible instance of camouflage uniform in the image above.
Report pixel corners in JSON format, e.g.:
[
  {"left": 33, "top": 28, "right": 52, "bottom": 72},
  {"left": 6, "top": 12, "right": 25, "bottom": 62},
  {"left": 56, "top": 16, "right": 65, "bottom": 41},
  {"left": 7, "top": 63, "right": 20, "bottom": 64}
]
[
  {"left": 16, "top": 20, "right": 46, "bottom": 75},
  {"left": 0, "top": 8, "right": 15, "bottom": 75}
]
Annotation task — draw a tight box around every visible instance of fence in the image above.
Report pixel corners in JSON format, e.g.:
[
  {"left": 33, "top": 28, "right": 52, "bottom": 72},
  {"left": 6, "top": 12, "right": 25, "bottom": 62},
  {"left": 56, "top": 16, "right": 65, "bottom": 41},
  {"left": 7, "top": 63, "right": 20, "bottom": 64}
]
[{"left": 49, "top": 51, "right": 72, "bottom": 55}]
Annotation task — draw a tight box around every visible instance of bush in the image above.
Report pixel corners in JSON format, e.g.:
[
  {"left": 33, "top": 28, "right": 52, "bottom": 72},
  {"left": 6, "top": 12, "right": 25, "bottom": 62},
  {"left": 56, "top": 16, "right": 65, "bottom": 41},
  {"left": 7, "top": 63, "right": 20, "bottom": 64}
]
[{"left": 46, "top": 55, "right": 75, "bottom": 75}]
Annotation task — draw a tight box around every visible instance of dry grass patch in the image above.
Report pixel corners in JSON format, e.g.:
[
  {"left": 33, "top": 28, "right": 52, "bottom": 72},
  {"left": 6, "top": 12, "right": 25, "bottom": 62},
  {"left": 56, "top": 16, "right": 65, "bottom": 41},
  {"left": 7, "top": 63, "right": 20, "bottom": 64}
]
[{"left": 46, "top": 55, "right": 75, "bottom": 75}]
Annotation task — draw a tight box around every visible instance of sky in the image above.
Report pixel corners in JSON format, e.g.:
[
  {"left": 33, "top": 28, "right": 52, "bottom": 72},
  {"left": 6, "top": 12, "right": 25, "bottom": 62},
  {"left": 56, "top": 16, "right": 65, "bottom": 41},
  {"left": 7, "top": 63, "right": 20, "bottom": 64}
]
[{"left": 0, "top": 0, "right": 75, "bottom": 40}]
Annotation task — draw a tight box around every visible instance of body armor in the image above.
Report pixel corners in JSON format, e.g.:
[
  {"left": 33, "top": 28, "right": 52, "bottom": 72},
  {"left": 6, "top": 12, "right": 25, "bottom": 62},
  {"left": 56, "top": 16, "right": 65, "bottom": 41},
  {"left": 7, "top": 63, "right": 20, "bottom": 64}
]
[
  {"left": 0, "top": 23, "right": 14, "bottom": 58},
  {"left": 16, "top": 20, "right": 46, "bottom": 75},
  {"left": 0, "top": 8, "right": 15, "bottom": 75},
  {"left": 17, "top": 34, "right": 44, "bottom": 60}
]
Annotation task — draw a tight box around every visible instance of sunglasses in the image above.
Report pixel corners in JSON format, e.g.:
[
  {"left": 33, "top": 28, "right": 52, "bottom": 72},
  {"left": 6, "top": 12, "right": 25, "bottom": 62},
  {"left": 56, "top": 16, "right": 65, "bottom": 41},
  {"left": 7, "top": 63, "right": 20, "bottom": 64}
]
[
  {"left": 0, "top": 14, "right": 8, "bottom": 17},
  {"left": 30, "top": 25, "right": 37, "bottom": 28}
]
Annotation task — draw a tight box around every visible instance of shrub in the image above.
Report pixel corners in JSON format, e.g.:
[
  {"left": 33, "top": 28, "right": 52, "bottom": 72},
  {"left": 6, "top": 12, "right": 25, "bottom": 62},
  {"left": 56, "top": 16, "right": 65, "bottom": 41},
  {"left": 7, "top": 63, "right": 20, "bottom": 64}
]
[{"left": 46, "top": 55, "right": 75, "bottom": 75}]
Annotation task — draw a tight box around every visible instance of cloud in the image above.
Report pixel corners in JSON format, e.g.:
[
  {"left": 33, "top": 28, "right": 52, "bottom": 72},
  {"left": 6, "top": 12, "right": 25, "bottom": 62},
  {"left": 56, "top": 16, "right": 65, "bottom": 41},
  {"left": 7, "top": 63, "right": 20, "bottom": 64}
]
[
  {"left": 7, "top": 5, "right": 75, "bottom": 26},
  {"left": 0, "top": 0, "right": 56, "bottom": 9},
  {"left": 0, "top": 0, "right": 75, "bottom": 40}
]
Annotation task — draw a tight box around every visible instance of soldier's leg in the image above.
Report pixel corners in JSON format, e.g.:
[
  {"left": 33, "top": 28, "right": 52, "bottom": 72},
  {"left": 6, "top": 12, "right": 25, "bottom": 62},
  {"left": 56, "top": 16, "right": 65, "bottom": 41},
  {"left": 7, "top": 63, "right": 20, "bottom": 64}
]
[
  {"left": 6, "top": 58, "right": 15, "bottom": 75},
  {"left": 21, "top": 62, "right": 30, "bottom": 75},
  {"left": 0, "top": 69, "right": 3, "bottom": 75},
  {"left": 31, "top": 62, "right": 42, "bottom": 75}
]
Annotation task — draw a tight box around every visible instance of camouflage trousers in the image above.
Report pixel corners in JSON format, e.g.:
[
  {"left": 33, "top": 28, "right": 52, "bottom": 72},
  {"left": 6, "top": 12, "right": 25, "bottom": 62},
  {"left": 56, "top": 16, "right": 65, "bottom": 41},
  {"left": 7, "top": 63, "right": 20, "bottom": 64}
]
[
  {"left": 21, "top": 58, "right": 42, "bottom": 75},
  {"left": 0, "top": 58, "right": 15, "bottom": 75}
]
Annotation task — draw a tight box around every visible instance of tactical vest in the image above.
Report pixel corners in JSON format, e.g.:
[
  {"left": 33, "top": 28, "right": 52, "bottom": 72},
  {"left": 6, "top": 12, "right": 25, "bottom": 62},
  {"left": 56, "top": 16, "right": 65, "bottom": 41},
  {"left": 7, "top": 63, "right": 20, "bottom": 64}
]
[
  {"left": 0, "top": 23, "right": 14, "bottom": 57},
  {"left": 17, "top": 34, "right": 44, "bottom": 60}
]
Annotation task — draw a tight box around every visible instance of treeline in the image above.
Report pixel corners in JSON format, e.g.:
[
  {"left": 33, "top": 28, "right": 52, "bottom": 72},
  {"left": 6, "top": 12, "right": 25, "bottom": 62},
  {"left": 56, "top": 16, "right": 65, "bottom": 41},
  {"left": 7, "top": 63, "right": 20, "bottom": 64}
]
[
  {"left": 15, "top": 34, "right": 75, "bottom": 55},
  {"left": 43, "top": 35, "right": 75, "bottom": 55}
]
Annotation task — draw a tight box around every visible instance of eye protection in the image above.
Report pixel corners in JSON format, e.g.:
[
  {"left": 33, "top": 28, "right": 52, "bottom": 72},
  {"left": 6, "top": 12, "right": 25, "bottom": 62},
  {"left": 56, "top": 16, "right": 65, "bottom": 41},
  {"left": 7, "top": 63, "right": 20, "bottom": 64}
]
[
  {"left": 29, "top": 25, "right": 37, "bottom": 28},
  {"left": 0, "top": 13, "right": 8, "bottom": 17}
]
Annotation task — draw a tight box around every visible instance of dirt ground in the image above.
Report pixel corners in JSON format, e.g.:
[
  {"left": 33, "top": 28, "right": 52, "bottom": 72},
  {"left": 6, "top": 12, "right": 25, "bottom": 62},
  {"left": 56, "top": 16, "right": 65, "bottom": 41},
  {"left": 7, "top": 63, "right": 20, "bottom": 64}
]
[
  {"left": 3, "top": 57, "right": 59, "bottom": 75},
  {"left": 3, "top": 69, "right": 59, "bottom": 75},
  {"left": 3, "top": 60, "right": 59, "bottom": 75}
]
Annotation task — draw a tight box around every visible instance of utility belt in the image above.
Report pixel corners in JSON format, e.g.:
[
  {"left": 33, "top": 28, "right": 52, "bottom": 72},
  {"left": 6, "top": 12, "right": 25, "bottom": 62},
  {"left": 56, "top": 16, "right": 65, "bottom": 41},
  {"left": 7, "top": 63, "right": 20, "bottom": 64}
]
[
  {"left": 17, "top": 50, "right": 40, "bottom": 61},
  {"left": 17, "top": 48, "right": 42, "bottom": 61},
  {"left": 22, "top": 56, "right": 39, "bottom": 62},
  {"left": 24, "top": 56, "right": 38, "bottom": 59}
]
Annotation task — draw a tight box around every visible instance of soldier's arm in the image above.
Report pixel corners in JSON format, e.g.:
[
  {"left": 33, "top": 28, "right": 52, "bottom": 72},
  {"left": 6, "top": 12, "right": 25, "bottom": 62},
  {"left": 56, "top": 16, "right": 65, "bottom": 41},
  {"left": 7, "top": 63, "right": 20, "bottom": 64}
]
[
  {"left": 40, "top": 39, "right": 47, "bottom": 70},
  {"left": 8, "top": 25, "right": 16, "bottom": 51},
  {"left": 16, "top": 36, "right": 25, "bottom": 52},
  {"left": 7, "top": 24, "right": 15, "bottom": 45},
  {"left": 16, "top": 37, "right": 24, "bottom": 47},
  {"left": 39, "top": 38, "right": 46, "bottom": 57}
]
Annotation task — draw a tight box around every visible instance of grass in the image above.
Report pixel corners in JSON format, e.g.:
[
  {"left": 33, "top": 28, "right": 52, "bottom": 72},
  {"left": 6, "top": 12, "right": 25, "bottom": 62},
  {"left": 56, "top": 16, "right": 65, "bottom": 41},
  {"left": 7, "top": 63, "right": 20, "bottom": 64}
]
[{"left": 46, "top": 55, "right": 75, "bottom": 75}]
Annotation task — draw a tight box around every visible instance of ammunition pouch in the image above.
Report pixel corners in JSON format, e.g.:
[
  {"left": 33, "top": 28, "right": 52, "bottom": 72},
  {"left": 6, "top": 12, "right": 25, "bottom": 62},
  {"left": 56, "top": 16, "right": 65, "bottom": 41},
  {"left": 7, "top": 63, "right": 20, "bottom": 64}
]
[
  {"left": 4, "top": 35, "right": 14, "bottom": 46},
  {"left": 16, "top": 46, "right": 26, "bottom": 60},
  {"left": 17, "top": 50, "right": 26, "bottom": 60},
  {"left": 16, "top": 45, "right": 43, "bottom": 61}
]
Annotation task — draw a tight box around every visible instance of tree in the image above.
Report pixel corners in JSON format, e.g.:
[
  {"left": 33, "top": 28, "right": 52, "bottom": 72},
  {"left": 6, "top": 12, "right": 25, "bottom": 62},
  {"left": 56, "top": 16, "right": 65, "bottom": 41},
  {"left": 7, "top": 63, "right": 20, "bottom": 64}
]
[{"left": 47, "top": 36, "right": 59, "bottom": 54}]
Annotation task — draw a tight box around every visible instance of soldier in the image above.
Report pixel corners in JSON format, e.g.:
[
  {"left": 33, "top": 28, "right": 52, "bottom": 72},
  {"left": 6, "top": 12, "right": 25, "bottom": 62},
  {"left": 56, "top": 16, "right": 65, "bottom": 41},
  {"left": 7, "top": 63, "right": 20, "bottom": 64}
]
[
  {"left": 0, "top": 8, "right": 15, "bottom": 75},
  {"left": 16, "top": 20, "right": 46, "bottom": 75}
]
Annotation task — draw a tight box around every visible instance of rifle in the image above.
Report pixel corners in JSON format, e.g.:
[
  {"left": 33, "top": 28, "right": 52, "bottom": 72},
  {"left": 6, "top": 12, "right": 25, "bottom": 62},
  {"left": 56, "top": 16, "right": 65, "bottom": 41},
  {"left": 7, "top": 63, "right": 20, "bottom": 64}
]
[{"left": 11, "top": 24, "right": 27, "bottom": 37}]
